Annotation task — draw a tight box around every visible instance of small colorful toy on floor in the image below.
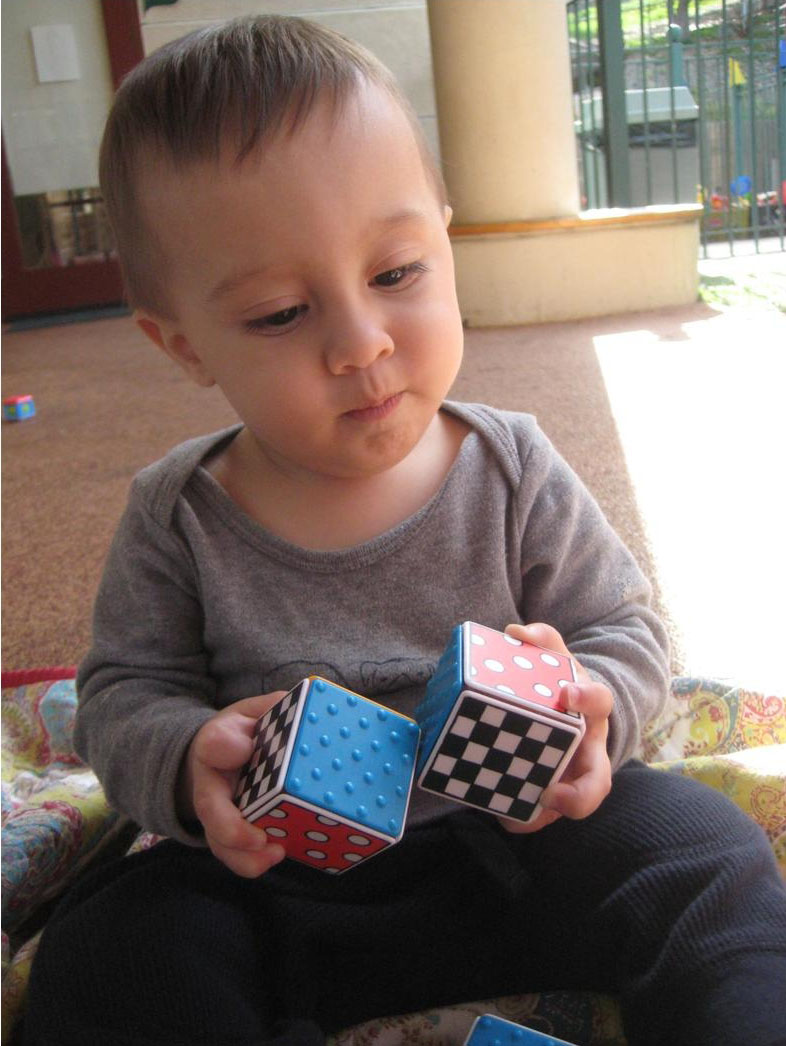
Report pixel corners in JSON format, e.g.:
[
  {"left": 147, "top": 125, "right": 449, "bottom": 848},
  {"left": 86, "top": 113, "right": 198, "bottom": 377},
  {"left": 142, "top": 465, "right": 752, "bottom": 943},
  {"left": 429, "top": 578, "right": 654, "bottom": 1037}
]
[
  {"left": 415, "top": 622, "right": 585, "bottom": 825},
  {"left": 3, "top": 395, "right": 36, "bottom": 421},
  {"left": 234, "top": 676, "right": 420, "bottom": 873},
  {"left": 463, "top": 1014, "right": 579, "bottom": 1046}
]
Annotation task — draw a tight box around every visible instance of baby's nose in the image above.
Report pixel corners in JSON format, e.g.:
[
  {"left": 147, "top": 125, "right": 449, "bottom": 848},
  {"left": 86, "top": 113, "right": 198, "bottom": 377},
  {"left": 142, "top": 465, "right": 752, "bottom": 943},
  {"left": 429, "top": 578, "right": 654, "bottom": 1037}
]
[{"left": 324, "top": 308, "right": 394, "bottom": 374}]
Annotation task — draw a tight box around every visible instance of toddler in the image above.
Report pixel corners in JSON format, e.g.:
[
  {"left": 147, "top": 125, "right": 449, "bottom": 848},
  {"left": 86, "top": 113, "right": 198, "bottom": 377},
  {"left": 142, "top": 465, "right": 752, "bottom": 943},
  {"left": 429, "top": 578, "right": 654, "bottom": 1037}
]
[{"left": 24, "top": 15, "right": 786, "bottom": 1046}]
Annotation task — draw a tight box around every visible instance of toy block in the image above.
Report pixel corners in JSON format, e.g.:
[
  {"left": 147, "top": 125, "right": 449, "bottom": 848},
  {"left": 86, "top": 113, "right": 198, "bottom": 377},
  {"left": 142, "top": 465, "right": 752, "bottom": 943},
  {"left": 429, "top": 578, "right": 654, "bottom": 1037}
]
[
  {"left": 463, "top": 1014, "right": 579, "bottom": 1046},
  {"left": 234, "top": 677, "right": 420, "bottom": 873},
  {"left": 415, "top": 622, "right": 585, "bottom": 825},
  {"left": 3, "top": 395, "right": 36, "bottom": 421}
]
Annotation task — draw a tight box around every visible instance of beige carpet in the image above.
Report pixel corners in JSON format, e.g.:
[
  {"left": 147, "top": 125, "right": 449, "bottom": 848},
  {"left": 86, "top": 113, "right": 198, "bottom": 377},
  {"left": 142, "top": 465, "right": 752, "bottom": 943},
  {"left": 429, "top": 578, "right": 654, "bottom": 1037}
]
[{"left": 4, "top": 292, "right": 784, "bottom": 691}]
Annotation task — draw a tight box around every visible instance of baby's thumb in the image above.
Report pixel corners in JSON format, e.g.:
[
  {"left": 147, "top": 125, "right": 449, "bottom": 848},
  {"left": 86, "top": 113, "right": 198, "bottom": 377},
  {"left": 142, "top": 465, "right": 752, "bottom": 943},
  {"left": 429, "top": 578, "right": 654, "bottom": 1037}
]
[
  {"left": 192, "top": 713, "right": 258, "bottom": 772},
  {"left": 226, "top": 690, "right": 289, "bottom": 723},
  {"left": 505, "top": 621, "right": 569, "bottom": 657}
]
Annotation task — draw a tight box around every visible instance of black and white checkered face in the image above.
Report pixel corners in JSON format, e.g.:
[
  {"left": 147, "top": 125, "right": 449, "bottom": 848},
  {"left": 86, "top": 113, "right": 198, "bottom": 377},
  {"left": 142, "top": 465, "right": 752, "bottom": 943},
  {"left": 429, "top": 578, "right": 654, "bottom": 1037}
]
[
  {"left": 234, "top": 683, "right": 302, "bottom": 815},
  {"left": 419, "top": 693, "right": 580, "bottom": 822}
]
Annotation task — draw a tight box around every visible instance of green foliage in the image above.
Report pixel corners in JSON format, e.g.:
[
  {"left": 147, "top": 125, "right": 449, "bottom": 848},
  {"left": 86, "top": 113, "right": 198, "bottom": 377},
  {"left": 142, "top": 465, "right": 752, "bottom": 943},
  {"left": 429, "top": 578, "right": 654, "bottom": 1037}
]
[{"left": 699, "top": 268, "right": 786, "bottom": 312}]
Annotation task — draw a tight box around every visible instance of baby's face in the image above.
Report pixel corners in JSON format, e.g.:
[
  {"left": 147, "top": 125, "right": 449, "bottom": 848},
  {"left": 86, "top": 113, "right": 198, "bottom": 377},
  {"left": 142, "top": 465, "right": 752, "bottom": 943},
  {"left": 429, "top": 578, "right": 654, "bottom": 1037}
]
[{"left": 138, "top": 81, "right": 464, "bottom": 482}]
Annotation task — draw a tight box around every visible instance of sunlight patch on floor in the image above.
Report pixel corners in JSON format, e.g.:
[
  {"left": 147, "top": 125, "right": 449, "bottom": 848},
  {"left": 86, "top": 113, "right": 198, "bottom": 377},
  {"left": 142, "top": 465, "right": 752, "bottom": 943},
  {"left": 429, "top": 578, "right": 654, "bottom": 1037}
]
[{"left": 593, "top": 310, "right": 786, "bottom": 692}]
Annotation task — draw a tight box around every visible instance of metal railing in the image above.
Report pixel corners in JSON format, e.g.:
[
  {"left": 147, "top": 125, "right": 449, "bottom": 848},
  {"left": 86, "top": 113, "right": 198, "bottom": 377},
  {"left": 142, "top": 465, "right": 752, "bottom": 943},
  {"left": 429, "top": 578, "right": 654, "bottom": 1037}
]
[{"left": 568, "top": 0, "right": 786, "bottom": 255}]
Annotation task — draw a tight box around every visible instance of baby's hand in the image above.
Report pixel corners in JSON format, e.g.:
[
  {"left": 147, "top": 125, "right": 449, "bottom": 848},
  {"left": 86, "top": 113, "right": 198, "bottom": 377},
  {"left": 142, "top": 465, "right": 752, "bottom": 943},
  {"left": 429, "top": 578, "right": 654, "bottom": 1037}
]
[
  {"left": 496, "top": 622, "right": 613, "bottom": 835},
  {"left": 179, "top": 692, "right": 288, "bottom": 877}
]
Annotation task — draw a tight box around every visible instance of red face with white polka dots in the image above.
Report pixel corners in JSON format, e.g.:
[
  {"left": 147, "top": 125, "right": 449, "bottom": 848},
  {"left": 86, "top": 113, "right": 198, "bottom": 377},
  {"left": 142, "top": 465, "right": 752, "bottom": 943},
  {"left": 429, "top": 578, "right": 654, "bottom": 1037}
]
[{"left": 463, "top": 622, "right": 578, "bottom": 715}]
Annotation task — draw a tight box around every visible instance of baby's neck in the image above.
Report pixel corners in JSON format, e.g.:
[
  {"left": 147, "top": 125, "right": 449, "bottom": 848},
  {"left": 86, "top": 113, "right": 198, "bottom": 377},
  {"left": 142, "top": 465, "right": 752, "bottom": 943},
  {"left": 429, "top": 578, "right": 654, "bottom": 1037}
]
[{"left": 207, "top": 411, "right": 469, "bottom": 551}]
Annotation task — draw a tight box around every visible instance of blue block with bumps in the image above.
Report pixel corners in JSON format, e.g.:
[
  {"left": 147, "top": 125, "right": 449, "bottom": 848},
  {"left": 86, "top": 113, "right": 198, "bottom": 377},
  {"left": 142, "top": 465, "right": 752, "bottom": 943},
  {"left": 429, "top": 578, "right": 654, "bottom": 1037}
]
[
  {"left": 463, "top": 1014, "right": 579, "bottom": 1046},
  {"left": 2, "top": 395, "right": 36, "bottom": 421},
  {"left": 414, "top": 623, "right": 463, "bottom": 770},
  {"left": 286, "top": 678, "right": 417, "bottom": 834},
  {"left": 235, "top": 677, "right": 420, "bottom": 872}
]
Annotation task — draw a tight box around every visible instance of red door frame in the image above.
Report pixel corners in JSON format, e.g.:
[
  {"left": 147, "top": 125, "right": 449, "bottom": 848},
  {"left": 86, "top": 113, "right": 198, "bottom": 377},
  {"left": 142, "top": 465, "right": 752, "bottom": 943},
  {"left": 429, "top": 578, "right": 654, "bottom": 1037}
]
[{"left": 1, "top": 0, "right": 144, "bottom": 320}]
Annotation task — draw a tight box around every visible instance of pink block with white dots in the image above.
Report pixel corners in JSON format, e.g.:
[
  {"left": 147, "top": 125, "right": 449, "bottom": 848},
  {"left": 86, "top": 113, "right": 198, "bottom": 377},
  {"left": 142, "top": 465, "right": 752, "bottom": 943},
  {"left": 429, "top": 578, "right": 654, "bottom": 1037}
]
[
  {"left": 465, "top": 622, "right": 577, "bottom": 712},
  {"left": 415, "top": 623, "right": 585, "bottom": 825}
]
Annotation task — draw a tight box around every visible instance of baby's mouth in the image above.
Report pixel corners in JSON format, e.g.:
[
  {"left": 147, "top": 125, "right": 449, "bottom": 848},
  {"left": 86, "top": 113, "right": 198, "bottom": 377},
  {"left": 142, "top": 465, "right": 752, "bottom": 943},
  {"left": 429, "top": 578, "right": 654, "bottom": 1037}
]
[{"left": 343, "top": 392, "right": 403, "bottom": 422}]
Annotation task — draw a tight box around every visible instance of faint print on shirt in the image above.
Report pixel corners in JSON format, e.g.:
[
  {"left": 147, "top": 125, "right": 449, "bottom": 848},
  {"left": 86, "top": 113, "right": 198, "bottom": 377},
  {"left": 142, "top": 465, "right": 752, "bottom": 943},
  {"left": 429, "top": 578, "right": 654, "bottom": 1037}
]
[{"left": 260, "top": 658, "right": 435, "bottom": 698}]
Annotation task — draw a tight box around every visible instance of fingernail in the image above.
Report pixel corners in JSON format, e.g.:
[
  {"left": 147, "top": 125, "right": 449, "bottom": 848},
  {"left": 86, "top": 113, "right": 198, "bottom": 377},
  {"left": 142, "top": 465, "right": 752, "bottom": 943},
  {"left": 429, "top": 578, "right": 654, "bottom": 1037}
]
[{"left": 563, "top": 684, "right": 580, "bottom": 708}]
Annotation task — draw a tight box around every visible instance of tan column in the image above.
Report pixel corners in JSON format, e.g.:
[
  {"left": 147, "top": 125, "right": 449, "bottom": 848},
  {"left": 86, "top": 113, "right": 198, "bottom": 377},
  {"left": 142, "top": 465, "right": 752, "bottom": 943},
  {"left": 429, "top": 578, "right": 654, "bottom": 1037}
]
[{"left": 427, "top": 0, "right": 580, "bottom": 223}]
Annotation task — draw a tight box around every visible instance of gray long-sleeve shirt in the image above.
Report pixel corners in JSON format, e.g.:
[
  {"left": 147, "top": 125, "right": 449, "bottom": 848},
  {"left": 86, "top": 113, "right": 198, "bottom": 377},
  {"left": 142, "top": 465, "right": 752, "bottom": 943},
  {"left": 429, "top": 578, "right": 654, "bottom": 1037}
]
[{"left": 75, "top": 401, "right": 670, "bottom": 844}]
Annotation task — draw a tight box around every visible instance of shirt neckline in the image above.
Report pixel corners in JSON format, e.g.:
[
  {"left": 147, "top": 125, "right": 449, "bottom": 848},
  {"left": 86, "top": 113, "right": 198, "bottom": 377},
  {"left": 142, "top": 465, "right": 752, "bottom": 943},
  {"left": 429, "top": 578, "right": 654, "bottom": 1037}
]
[{"left": 189, "top": 404, "right": 479, "bottom": 571}]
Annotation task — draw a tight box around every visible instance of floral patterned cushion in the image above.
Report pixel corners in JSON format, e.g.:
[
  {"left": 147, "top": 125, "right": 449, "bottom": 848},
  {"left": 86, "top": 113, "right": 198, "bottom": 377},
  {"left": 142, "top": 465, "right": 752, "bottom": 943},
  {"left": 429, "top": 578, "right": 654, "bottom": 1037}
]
[
  {"left": 2, "top": 674, "right": 784, "bottom": 1046},
  {"left": 329, "top": 992, "right": 627, "bottom": 1046},
  {"left": 639, "top": 676, "right": 786, "bottom": 762},
  {"left": 1, "top": 676, "right": 125, "bottom": 936},
  {"left": 1, "top": 673, "right": 130, "bottom": 1041}
]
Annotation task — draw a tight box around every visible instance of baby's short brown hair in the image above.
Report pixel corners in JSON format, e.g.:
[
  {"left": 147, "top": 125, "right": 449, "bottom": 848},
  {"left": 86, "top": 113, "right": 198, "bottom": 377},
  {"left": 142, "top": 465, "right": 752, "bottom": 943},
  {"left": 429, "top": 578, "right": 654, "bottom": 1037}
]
[{"left": 100, "top": 14, "right": 445, "bottom": 315}]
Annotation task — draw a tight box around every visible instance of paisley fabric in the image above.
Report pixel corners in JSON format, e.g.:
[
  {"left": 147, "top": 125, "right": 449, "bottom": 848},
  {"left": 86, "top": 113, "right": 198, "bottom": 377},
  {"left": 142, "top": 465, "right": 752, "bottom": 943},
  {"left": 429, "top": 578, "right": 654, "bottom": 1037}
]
[
  {"left": 639, "top": 677, "right": 786, "bottom": 763},
  {"left": 2, "top": 673, "right": 784, "bottom": 1046},
  {"left": 1, "top": 676, "right": 129, "bottom": 1042},
  {"left": 1, "top": 679, "right": 127, "bottom": 936},
  {"left": 329, "top": 992, "right": 626, "bottom": 1046}
]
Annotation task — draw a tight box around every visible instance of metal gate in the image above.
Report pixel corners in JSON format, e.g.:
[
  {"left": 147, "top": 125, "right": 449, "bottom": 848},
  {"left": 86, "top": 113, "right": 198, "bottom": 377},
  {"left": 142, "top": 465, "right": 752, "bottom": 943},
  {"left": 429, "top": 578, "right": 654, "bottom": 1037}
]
[{"left": 568, "top": 0, "right": 786, "bottom": 255}]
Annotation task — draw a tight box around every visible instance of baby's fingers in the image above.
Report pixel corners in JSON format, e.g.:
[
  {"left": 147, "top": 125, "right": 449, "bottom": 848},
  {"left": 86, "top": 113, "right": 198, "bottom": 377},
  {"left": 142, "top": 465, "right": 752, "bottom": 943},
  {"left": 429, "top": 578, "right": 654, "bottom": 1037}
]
[
  {"left": 505, "top": 622, "right": 571, "bottom": 659},
  {"left": 193, "top": 763, "right": 262, "bottom": 847},
  {"left": 195, "top": 767, "right": 286, "bottom": 876},
  {"left": 224, "top": 690, "right": 288, "bottom": 724},
  {"left": 562, "top": 680, "right": 613, "bottom": 724},
  {"left": 210, "top": 839, "right": 286, "bottom": 879},
  {"left": 190, "top": 712, "right": 256, "bottom": 772},
  {"left": 541, "top": 681, "right": 612, "bottom": 819},
  {"left": 206, "top": 800, "right": 286, "bottom": 878},
  {"left": 542, "top": 739, "right": 611, "bottom": 819}
]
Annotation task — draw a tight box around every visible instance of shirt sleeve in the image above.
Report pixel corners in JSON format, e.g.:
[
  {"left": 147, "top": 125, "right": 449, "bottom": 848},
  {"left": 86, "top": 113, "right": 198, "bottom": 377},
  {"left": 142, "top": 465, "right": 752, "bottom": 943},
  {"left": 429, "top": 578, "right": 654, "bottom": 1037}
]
[
  {"left": 75, "top": 480, "right": 217, "bottom": 845},
  {"left": 513, "top": 421, "right": 671, "bottom": 767}
]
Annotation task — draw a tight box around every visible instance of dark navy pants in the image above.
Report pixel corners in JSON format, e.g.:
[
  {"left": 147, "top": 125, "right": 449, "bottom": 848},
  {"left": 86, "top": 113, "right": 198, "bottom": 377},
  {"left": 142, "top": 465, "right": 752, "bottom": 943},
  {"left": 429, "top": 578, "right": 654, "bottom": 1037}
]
[{"left": 23, "top": 762, "right": 786, "bottom": 1046}]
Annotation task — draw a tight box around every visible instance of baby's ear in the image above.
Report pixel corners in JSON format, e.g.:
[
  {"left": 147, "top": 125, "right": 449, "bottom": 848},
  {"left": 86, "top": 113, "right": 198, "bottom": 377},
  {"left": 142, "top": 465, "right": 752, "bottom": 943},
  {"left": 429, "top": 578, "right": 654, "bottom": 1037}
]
[
  {"left": 134, "top": 310, "right": 216, "bottom": 388},
  {"left": 443, "top": 204, "right": 453, "bottom": 228}
]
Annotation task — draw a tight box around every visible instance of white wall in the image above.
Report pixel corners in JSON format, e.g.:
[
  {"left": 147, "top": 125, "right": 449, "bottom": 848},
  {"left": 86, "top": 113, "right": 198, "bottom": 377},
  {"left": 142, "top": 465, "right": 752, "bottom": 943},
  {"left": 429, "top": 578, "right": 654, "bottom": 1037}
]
[
  {"left": 1, "top": 0, "right": 115, "bottom": 194},
  {"left": 139, "top": 0, "right": 440, "bottom": 162}
]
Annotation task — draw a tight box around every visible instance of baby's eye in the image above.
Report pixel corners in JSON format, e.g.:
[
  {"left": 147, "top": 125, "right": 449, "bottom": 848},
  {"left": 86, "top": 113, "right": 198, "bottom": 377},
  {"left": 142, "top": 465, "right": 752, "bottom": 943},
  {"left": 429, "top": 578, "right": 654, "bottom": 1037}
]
[
  {"left": 244, "top": 305, "right": 307, "bottom": 334},
  {"left": 372, "top": 262, "right": 429, "bottom": 289}
]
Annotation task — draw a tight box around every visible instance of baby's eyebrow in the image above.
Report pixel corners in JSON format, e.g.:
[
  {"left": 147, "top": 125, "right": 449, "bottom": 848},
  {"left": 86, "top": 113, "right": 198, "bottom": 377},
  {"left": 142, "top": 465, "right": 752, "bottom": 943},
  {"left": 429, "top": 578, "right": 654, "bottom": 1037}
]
[
  {"left": 206, "top": 209, "right": 432, "bottom": 304},
  {"left": 206, "top": 268, "right": 270, "bottom": 305},
  {"left": 378, "top": 207, "right": 431, "bottom": 230}
]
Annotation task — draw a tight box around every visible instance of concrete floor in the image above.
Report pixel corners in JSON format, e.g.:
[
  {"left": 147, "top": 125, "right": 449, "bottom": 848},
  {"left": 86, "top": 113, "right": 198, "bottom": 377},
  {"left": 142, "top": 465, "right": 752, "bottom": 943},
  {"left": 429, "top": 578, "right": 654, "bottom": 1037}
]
[{"left": 593, "top": 251, "right": 786, "bottom": 692}]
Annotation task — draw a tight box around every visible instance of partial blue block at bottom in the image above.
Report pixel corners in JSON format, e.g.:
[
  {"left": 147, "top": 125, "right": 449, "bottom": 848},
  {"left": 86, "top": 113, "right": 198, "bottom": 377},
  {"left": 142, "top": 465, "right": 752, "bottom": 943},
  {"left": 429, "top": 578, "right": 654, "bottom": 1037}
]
[{"left": 463, "top": 1014, "right": 579, "bottom": 1046}]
